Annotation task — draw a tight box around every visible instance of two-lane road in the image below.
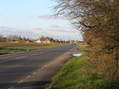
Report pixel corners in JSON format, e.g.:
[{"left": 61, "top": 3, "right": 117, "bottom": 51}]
[{"left": 0, "top": 45, "right": 74, "bottom": 89}]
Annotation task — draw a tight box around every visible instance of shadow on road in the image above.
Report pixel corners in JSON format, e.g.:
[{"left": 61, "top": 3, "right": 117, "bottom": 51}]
[{"left": 0, "top": 81, "right": 50, "bottom": 89}]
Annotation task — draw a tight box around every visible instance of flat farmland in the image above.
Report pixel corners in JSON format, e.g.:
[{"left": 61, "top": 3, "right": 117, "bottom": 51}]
[{"left": 0, "top": 42, "right": 66, "bottom": 55}]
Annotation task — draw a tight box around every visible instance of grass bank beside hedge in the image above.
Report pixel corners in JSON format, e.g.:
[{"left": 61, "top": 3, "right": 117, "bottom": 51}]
[{"left": 48, "top": 55, "right": 110, "bottom": 89}]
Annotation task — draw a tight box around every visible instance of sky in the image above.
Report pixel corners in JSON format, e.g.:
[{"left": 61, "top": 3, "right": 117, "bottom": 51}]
[{"left": 0, "top": 0, "right": 82, "bottom": 41}]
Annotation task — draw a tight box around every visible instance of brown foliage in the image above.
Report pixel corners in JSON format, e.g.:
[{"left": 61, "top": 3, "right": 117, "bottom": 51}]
[{"left": 56, "top": 0, "right": 119, "bottom": 86}]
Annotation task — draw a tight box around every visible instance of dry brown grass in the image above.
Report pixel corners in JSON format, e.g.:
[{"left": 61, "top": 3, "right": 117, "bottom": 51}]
[{"left": 0, "top": 42, "right": 47, "bottom": 48}]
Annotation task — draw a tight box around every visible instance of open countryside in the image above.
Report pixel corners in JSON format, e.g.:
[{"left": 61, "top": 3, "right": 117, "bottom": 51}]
[{"left": 0, "top": 0, "right": 119, "bottom": 89}]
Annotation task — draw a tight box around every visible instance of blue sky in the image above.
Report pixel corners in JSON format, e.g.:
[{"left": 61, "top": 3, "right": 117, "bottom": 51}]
[{"left": 0, "top": 0, "right": 82, "bottom": 41}]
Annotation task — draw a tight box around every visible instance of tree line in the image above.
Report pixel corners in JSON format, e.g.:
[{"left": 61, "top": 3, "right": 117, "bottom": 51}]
[{"left": 0, "top": 35, "right": 32, "bottom": 42}]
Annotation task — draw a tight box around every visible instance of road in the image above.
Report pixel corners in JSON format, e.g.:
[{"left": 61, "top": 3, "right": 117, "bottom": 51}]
[{"left": 0, "top": 45, "right": 74, "bottom": 89}]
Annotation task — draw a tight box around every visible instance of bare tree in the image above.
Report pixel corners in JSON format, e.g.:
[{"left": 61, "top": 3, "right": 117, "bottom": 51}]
[{"left": 56, "top": 0, "right": 119, "bottom": 87}]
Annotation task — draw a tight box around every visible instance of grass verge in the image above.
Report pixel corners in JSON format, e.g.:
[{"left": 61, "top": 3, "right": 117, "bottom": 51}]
[
  {"left": 0, "top": 43, "right": 66, "bottom": 55},
  {"left": 48, "top": 55, "right": 110, "bottom": 89}
]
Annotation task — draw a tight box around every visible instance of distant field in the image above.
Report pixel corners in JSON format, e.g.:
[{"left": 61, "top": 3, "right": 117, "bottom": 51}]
[
  {"left": 0, "top": 42, "right": 67, "bottom": 55},
  {"left": 0, "top": 42, "right": 47, "bottom": 47}
]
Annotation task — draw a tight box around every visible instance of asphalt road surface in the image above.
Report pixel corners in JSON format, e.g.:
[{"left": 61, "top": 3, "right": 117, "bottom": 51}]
[{"left": 0, "top": 45, "right": 74, "bottom": 89}]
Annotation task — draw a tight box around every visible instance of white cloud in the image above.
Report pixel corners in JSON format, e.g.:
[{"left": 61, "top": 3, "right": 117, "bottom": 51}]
[
  {"left": 38, "top": 15, "right": 67, "bottom": 20},
  {"left": 0, "top": 26, "right": 83, "bottom": 41}
]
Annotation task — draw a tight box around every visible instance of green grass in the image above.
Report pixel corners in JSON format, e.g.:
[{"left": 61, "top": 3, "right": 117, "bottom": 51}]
[
  {"left": 0, "top": 47, "right": 38, "bottom": 55},
  {"left": 48, "top": 56, "right": 110, "bottom": 89},
  {"left": 0, "top": 43, "right": 66, "bottom": 55}
]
